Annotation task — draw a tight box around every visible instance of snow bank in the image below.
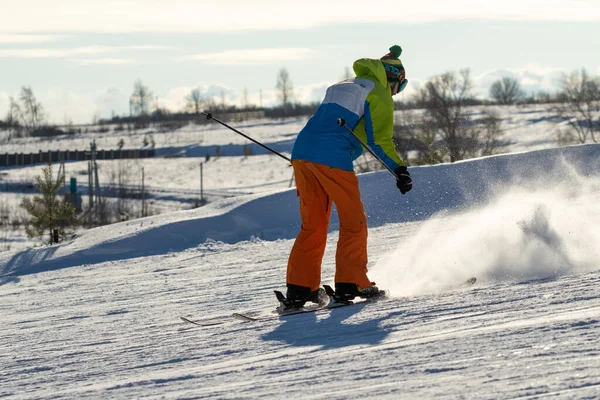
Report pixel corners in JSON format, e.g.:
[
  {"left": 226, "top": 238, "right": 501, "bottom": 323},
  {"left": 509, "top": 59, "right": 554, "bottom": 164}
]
[{"left": 1, "top": 144, "right": 598, "bottom": 281}]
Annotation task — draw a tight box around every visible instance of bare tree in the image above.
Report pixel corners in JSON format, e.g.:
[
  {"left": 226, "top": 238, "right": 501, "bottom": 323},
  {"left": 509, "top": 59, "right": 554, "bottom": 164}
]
[
  {"left": 489, "top": 77, "right": 525, "bottom": 105},
  {"left": 412, "top": 122, "right": 449, "bottom": 165},
  {"left": 241, "top": 87, "right": 250, "bottom": 109},
  {"left": 205, "top": 94, "right": 217, "bottom": 112},
  {"left": 412, "top": 70, "right": 504, "bottom": 163},
  {"left": 0, "top": 199, "right": 12, "bottom": 252},
  {"left": 392, "top": 111, "right": 448, "bottom": 166},
  {"left": 479, "top": 112, "right": 503, "bottom": 156},
  {"left": 276, "top": 67, "right": 294, "bottom": 116},
  {"left": 110, "top": 161, "right": 134, "bottom": 222},
  {"left": 534, "top": 90, "right": 554, "bottom": 104},
  {"left": 18, "top": 86, "right": 45, "bottom": 134},
  {"left": 131, "top": 79, "right": 153, "bottom": 117},
  {"left": 5, "top": 96, "right": 22, "bottom": 140},
  {"left": 219, "top": 89, "right": 226, "bottom": 111},
  {"left": 419, "top": 69, "right": 474, "bottom": 162},
  {"left": 556, "top": 68, "right": 599, "bottom": 144},
  {"left": 186, "top": 88, "right": 204, "bottom": 115}
]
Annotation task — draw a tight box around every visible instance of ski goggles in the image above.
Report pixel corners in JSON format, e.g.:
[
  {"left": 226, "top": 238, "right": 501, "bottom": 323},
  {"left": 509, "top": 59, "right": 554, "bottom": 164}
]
[{"left": 383, "top": 63, "right": 407, "bottom": 93}]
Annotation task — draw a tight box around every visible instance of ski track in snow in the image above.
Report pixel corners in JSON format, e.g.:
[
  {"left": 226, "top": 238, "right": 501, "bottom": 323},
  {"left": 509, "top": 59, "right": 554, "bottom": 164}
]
[{"left": 1, "top": 144, "right": 600, "bottom": 399}]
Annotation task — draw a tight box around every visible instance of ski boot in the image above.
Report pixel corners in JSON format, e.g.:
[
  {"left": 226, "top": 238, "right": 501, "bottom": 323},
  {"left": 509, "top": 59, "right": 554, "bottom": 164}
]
[
  {"left": 274, "top": 284, "right": 328, "bottom": 311},
  {"left": 329, "top": 282, "right": 382, "bottom": 304}
]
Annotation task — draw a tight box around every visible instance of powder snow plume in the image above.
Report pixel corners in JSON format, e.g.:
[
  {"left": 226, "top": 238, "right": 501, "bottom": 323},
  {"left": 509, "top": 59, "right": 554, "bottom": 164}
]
[{"left": 371, "top": 159, "right": 600, "bottom": 297}]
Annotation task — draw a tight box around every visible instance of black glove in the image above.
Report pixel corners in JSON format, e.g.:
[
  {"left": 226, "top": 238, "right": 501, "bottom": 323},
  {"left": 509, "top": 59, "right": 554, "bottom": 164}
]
[{"left": 394, "top": 166, "right": 412, "bottom": 194}]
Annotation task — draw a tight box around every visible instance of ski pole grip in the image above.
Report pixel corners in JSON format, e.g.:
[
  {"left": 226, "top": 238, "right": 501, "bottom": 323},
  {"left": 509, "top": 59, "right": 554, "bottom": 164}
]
[
  {"left": 337, "top": 118, "right": 346, "bottom": 127},
  {"left": 205, "top": 112, "right": 213, "bottom": 120}
]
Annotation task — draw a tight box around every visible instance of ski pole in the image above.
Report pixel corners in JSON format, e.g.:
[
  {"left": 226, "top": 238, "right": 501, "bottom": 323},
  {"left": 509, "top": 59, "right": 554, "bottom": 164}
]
[
  {"left": 203, "top": 112, "right": 291, "bottom": 163},
  {"left": 337, "top": 118, "right": 399, "bottom": 179}
]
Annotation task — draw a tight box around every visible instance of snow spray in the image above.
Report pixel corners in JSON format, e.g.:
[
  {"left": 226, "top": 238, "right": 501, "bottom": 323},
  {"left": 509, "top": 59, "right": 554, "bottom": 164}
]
[{"left": 371, "top": 158, "right": 600, "bottom": 297}]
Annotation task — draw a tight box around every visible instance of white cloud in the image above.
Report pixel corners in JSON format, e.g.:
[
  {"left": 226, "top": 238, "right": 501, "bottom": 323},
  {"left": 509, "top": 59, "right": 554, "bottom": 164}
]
[
  {"left": 292, "top": 82, "right": 330, "bottom": 105},
  {"left": 2, "top": 0, "right": 598, "bottom": 33},
  {"left": 93, "top": 87, "right": 130, "bottom": 120},
  {"left": 473, "top": 64, "right": 565, "bottom": 98},
  {"left": 0, "top": 34, "right": 66, "bottom": 43},
  {"left": 0, "top": 49, "right": 69, "bottom": 58},
  {"left": 161, "top": 87, "right": 193, "bottom": 112},
  {"left": 0, "top": 45, "right": 169, "bottom": 59},
  {"left": 182, "top": 48, "right": 317, "bottom": 65},
  {"left": 73, "top": 58, "right": 133, "bottom": 66}
]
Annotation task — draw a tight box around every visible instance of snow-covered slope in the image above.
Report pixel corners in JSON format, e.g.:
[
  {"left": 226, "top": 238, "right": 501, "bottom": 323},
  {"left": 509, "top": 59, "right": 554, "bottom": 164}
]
[
  {"left": 1, "top": 144, "right": 599, "bottom": 399},
  {"left": 0, "top": 104, "right": 585, "bottom": 251}
]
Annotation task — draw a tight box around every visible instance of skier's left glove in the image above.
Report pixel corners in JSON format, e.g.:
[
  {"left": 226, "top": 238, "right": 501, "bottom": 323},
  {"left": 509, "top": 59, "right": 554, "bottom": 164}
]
[{"left": 394, "top": 166, "right": 412, "bottom": 194}]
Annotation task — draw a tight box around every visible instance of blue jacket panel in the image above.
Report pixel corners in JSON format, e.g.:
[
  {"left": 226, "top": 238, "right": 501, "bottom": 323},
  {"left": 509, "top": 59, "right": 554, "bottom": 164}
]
[
  {"left": 292, "top": 101, "right": 364, "bottom": 171},
  {"left": 291, "top": 60, "right": 405, "bottom": 172}
]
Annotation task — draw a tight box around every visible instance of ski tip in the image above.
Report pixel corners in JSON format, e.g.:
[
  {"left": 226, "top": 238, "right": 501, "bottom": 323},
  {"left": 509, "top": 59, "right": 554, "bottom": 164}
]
[
  {"left": 180, "top": 316, "right": 203, "bottom": 326},
  {"left": 232, "top": 312, "right": 258, "bottom": 322}
]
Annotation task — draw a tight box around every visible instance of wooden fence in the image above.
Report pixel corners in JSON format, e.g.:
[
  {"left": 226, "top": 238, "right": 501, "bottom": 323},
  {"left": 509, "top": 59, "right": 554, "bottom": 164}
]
[{"left": 1, "top": 149, "right": 156, "bottom": 167}]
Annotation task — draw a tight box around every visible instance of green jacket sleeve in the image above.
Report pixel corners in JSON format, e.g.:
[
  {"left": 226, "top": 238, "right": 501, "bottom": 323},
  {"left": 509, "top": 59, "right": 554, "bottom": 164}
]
[{"left": 354, "top": 85, "right": 405, "bottom": 170}]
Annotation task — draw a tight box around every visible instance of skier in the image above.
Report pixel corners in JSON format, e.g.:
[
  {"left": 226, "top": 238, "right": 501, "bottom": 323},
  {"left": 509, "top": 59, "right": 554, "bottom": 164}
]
[{"left": 284, "top": 45, "right": 413, "bottom": 308}]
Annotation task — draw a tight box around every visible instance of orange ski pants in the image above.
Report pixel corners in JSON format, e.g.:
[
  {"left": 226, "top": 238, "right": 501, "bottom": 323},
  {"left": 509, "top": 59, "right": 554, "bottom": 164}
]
[{"left": 287, "top": 160, "right": 371, "bottom": 291}]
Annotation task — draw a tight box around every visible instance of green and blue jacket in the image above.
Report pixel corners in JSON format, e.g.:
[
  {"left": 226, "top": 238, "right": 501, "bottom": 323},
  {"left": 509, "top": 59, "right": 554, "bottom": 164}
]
[{"left": 291, "top": 58, "right": 405, "bottom": 171}]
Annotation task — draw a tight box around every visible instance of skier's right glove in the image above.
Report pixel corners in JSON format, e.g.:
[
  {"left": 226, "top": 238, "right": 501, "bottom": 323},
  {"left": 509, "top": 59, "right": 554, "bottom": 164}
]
[{"left": 394, "top": 166, "right": 412, "bottom": 194}]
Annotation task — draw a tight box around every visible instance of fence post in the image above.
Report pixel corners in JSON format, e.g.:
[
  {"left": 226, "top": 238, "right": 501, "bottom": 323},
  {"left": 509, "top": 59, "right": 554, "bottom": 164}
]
[
  {"left": 141, "top": 167, "right": 146, "bottom": 217},
  {"left": 200, "top": 162, "right": 204, "bottom": 203}
]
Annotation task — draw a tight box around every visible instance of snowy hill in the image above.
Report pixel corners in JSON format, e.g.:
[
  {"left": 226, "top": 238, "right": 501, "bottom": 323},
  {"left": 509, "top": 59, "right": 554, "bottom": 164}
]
[
  {"left": 1, "top": 143, "right": 600, "bottom": 398},
  {"left": 0, "top": 104, "right": 586, "bottom": 251}
]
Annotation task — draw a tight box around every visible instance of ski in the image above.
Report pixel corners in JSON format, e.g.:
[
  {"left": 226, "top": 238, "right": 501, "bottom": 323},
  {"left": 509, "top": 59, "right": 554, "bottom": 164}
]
[
  {"left": 180, "top": 316, "right": 229, "bottom": 327},
  {"left": 232, "top": 284, "right": 386, "bottom": 322},
  {"left": 182, "top": 278, "right": 477, "bottom": 326},
  {"left": 233, "top": 303, "right": 328, "bottom": 321}
]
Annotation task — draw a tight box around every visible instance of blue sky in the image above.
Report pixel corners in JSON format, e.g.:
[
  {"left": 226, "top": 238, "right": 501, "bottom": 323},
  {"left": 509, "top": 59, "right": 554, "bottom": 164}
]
[{"left": 1, "top": 0, "right": 600, "bottom": 124}]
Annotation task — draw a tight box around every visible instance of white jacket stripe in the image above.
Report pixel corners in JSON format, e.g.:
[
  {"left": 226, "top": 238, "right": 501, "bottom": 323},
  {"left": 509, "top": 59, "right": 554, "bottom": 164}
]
[{"left": 321, "top": 78, "right": 375, "bottom": 118}]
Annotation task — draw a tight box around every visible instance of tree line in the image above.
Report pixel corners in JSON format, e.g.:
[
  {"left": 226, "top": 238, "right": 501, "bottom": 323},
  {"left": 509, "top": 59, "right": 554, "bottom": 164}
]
[
  {"left": 2, "top": 67, "right": 599, "bottom": 155},
  {"left": 387, "top": 68, "right": 597, "bottom": 165}
]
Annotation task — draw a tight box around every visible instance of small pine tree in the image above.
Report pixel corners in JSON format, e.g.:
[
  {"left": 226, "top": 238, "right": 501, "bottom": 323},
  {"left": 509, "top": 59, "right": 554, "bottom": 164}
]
[{"left": 20, "top": 164, "right": 81, "bottom": 244}]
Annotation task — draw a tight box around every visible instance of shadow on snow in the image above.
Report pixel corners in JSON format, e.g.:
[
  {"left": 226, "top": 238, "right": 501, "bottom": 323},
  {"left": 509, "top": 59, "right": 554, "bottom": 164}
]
[{"left": 261, "top": 304, "right": 406, "bottom": 349}]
